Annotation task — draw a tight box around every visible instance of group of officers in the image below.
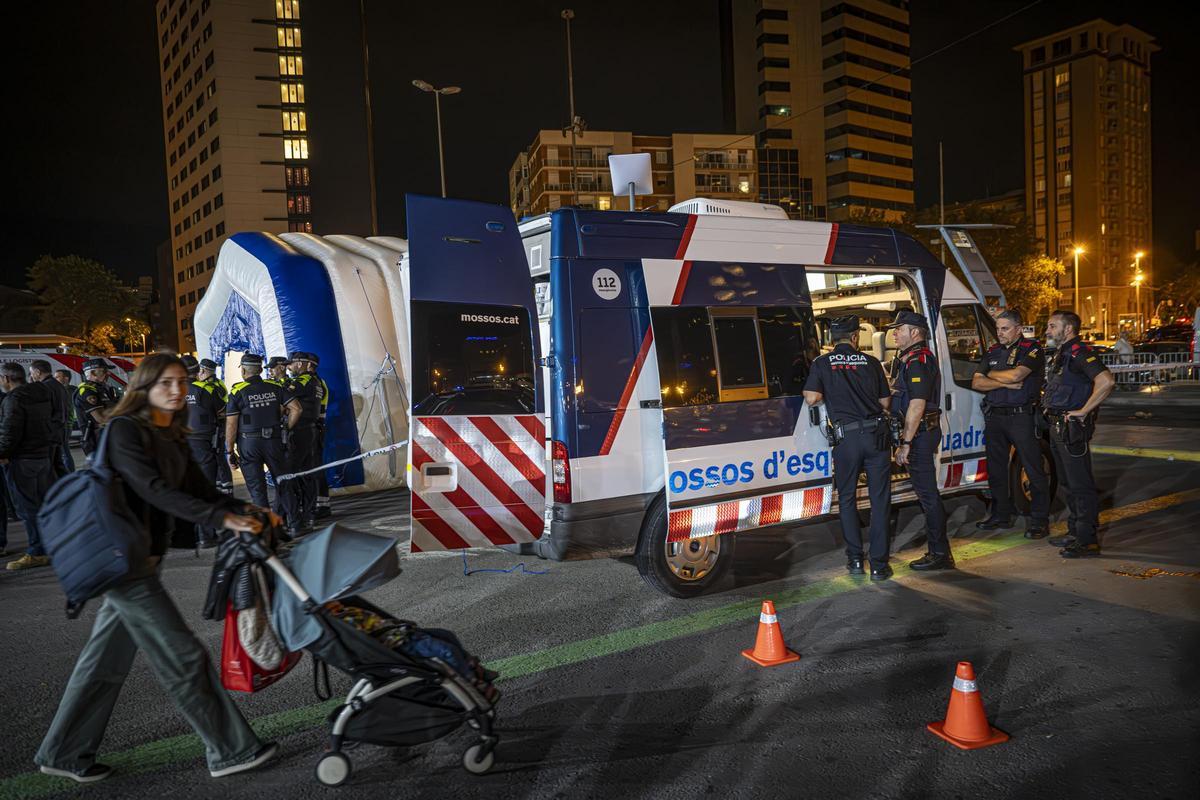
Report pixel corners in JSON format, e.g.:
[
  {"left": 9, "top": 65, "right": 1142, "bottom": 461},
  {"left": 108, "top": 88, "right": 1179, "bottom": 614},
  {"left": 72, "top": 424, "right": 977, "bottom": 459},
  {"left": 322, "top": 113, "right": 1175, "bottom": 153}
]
[
  {"left": 71, "top": 352, "right": 333, "bottom": 545},
  {"left": 802, "top": 307, "right": 1114, "bottom": 581}
]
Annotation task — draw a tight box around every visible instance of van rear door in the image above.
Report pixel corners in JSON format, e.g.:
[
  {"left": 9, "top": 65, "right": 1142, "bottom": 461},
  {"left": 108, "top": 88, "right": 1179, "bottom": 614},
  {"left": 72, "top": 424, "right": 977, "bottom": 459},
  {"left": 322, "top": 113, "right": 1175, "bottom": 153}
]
[
  {"left": 404, "top": 195, "right": 547, "bottom": 552},
  {"left": 937, "top": 302, "right": 995, "bottom": 489}
]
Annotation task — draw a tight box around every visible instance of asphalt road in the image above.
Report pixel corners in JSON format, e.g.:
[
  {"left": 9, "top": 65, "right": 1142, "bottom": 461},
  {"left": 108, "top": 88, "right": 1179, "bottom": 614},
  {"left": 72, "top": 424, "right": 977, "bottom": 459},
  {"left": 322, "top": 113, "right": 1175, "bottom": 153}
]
[{"left": 1, "top": 423, "right": 1198, "bottom": 800}]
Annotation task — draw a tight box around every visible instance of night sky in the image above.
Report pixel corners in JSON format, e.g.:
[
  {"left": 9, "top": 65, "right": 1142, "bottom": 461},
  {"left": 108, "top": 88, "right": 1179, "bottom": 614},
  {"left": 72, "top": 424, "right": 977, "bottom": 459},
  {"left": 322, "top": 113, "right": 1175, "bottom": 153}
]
[{"left": 6, "top": 0, "right": 1198, "bottom": 294}]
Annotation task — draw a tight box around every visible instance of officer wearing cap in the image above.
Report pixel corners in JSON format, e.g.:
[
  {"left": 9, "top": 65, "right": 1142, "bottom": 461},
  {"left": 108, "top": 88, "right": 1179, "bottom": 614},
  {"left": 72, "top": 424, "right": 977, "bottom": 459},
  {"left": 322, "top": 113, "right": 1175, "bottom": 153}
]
[
  {"left": 1042, "top": 310, "right": 1115, "bottom": 558},
  {"left": 73, "top": 358, "right": 119, "bottom": 461},
  {"left": 803, "top": 316, "right": 895, "bottom": 580},
  {"left": 887, "top": 309, "right": 953, "bottom": 572},
  {"left": 225, "top": 353, "right": 302, "bottom": 528},
  {"left": 198, "top": 358, "right": 233, "bottom": 494},
  {"left": 282, "top": 351, "right": 322, "bottom": 530},
  {"left": 182, "top": 356, "right": 223, "bottom": 548},
  {"left": 305, "top": 352, "right": 332, "bottom": 519},
  {"left": 266, "top": 356, "right": 289, "bottom": 383},
  {"left": 970, "top": 308, "right": 1050, "bottom": 539}
]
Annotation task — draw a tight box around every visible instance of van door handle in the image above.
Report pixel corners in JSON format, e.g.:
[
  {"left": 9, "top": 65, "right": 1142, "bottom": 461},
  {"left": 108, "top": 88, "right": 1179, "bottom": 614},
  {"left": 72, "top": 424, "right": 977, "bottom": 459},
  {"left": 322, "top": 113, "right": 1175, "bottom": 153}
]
[
  {"left": 945, "top": 393, "right": 953, "bottom": 411},
  {"left": 640, "top": 399, "right": 661, "bottom": 409}
]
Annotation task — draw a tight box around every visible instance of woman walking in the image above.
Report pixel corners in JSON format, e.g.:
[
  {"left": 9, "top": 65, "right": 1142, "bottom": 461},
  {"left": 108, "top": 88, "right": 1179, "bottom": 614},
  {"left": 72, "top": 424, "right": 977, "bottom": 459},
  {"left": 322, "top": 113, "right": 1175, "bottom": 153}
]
[{"left": 35, "top": 353, "right": 279, "bottom": 783}]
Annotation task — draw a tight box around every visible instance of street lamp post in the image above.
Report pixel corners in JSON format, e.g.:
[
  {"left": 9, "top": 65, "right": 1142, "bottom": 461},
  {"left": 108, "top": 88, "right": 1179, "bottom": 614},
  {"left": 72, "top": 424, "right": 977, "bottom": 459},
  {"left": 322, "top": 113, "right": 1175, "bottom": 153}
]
[
  {"left": 412, "top": 80, "right": 461, "bottom": 198},
  {"left": 1133, "top": 250, "right": 1145, "bottom": 332},
  {"left": 1072, "top": 245, "right": 1084, "bottom": 322}
]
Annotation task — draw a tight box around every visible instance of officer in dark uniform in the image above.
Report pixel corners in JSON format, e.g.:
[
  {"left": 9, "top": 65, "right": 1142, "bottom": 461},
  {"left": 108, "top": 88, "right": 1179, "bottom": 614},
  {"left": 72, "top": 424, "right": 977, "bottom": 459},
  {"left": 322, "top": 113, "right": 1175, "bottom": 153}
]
[
  {"left": 305, "top": 352, "right": 332, "bottom": 520},
  {"left": 266, "top": 356, "right": 289, "bottom": 384},
  {"left": 73, "top": 358, "right": 119, "bottom": 461},
  {"left": 887, "top": 310, "right": 953, "bottom": 572},
  {"left": 970, "top": 308, "right": 1050, "bottom": 538},
  {"left": 199, "top": 358, "right": 233, "bottom": 494},
  {"left": 802, "top": 316, "right": 895, "bottom": 580},
  {"left": 283, "top": 352, "right": 322, "bottom": 532},
  {"left": 1042, "top": 311, "right": 1115, "bottom": 558},
  {"left": 182, "top": 355, "right": 223, "bottom": 548},
  {"left": 225, "top": 353, "right": 302, "bottom": 527}
]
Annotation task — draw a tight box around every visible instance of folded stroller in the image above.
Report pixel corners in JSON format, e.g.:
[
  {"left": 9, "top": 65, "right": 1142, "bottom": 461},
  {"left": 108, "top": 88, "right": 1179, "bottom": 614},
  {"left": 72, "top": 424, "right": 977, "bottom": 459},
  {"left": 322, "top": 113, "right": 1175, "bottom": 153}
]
[{"left": 237, "top": 525, "right": 499, "bottom": 786}]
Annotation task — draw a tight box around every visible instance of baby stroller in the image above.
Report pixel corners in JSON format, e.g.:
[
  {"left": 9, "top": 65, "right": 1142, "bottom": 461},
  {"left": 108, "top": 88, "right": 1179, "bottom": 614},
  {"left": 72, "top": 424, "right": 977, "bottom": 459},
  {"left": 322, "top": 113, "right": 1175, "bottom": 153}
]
[{"left": 237, "top": 525, "right": 499, "bottom": 786}]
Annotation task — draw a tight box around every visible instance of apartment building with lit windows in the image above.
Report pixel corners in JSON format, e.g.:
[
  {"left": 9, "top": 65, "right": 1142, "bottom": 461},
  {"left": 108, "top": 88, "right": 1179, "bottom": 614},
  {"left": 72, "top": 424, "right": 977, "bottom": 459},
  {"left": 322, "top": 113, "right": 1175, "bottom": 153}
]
[
  {"left": 1016, "top": 20, "right": 1157, "bottom": 333},
  {"left": 508, "top": 130, "right": 820, "bottom": 220},
  {"left": 155, "top": 0, "right": 313, "bottom": 350},
  {"left": 720, "top": 0, "right": 914, "bottom": 221}
]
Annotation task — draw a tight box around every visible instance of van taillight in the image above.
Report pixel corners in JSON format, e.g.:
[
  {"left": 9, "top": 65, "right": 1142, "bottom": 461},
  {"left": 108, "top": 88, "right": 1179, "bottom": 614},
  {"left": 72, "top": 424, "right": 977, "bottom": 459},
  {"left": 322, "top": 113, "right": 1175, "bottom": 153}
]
[{"left": 551, "top": 440, "right": 571, "bottom": 504}]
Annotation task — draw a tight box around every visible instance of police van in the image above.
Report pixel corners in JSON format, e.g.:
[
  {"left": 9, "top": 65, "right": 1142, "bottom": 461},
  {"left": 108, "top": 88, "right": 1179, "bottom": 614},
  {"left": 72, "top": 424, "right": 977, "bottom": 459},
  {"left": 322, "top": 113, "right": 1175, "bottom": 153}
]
[{"left": 404, "top": 195, "right": 1048, "bottom": 597}]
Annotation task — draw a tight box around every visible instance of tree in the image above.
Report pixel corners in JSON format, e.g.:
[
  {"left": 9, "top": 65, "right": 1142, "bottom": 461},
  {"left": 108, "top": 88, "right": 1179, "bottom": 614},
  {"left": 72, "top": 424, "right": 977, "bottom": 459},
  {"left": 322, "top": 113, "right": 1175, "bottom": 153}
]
[
  {"left": 1001, "top": 254, "right": 1066, "bottom": 324},
  {"left": 27, "top": 255, "right": 147, "bottom": 351}
]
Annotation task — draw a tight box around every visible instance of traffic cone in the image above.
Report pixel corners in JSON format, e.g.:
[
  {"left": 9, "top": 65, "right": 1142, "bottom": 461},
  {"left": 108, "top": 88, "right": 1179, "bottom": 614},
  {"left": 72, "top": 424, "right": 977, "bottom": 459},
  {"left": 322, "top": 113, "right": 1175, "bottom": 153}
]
[
  {"left": 741, "top": 600, "right": 800, "bottom": 667},
  {"left": 927, "top": 661, "right": 1009, "bottom": 750}
]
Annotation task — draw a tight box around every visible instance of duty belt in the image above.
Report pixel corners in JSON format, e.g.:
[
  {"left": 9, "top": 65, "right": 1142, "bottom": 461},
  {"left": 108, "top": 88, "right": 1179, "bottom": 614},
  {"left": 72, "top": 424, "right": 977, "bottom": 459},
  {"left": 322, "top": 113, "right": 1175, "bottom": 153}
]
[
  {"left": 985, "top": 404, "right": 1037, "bottom": 416},
  {"left": 836, "top": 418, "right": 881, "bottom": 433},
  {"left": 240, "top": 428, "right": 281, "bottom": 439}
]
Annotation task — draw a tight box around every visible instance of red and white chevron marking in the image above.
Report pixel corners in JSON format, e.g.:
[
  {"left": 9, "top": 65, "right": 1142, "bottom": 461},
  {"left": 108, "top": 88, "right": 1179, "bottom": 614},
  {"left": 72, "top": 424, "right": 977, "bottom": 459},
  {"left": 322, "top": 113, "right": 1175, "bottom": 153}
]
[
  {"left": 410, "top": 415, "right": 546, "bottom": 552},
  {"left": 944, "top": 457, "right": 988, "bottom": 489},
  {"left": 667, "top": 484, "right": 832, "bottom": 542}
]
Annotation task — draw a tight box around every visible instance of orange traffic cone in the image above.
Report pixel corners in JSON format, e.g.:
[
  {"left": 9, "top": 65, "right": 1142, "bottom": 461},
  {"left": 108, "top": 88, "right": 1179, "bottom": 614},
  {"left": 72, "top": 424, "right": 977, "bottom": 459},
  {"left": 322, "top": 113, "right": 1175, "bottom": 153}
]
[
  {"left": 927, "top": 661, "right": 1009, "bottom": 749},
  {"left": 741, "top": 600, "right": 800, "bottom": 667}
]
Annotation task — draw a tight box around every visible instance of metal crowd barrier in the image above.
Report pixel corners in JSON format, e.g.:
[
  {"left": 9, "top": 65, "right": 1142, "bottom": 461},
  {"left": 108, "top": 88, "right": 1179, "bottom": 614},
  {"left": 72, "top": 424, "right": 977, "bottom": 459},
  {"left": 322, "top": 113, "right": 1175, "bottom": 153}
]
[{"left": 1099, "top": 351, "right": 1200, "bottom": 388}]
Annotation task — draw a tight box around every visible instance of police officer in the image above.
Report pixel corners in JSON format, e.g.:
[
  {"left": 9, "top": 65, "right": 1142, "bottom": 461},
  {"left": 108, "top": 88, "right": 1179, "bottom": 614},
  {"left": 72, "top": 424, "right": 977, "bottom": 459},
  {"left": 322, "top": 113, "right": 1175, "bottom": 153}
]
[
  {"left": 73, "top": 359, "right": 119, "bottom": 461},
  {"left": 283, "top": 352, "right": 322, "bottom": 531},
  {"left": 970, "top": 308, "right": 1050, "bottom": 538},
  {"left": 1042, "top": 310, "right": 1115, "bottom": 558},
  {"left": 887, "top": 310, "right": 953, "bottom": 572},
  {"left": 305, "top": 352, "right": 332, "bottom": 520},
  {"left": 182, "top": 355, "right": 223, "bottom": 548},
  {"left": 802, "top": 316, "right": 895, "bottom": 580},
  {"left": 266, "top": 356, "right": 289, "bottom": 383},
  {"left": 199, "top": 358, "right": 233, "bottom": 494},
  {"left": 224, "top": 354, "right": 302, "bottom": 528}
]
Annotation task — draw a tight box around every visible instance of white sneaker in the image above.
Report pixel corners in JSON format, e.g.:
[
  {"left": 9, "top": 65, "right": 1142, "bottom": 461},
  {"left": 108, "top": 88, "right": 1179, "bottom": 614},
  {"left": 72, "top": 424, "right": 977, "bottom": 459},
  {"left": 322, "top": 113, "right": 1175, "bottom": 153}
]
[
  {"left": 209, "top": 742, "right": 279, "bottom": 778},
  {"left": 40, "top": 764, "right": 113, "bottom": 783}
]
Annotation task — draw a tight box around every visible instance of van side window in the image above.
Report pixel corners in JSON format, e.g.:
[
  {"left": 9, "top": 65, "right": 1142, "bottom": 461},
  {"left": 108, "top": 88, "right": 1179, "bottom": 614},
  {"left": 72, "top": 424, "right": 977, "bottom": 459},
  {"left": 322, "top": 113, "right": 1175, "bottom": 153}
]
[
  {"left": 653, "top": 307, "right": 719, "bottom": 406},
  {"left": 711, "top": 310, "right": 767, "bottom": 401},
  {"left": 758, "top": 306, "right": 819, "bottom": 396},
  {"left": 410, "top": 301, "right": 535, "bottom": 415},
  {"left": 941, "top": 304, "right": 997, "bottom": 389}
]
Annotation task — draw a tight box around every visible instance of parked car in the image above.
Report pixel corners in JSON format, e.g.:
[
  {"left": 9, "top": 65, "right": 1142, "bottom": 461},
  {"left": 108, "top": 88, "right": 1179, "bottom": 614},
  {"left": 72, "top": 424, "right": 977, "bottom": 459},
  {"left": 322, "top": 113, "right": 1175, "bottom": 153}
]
[{"left": 1140, "top": 324, "right": 1193, "bottom": 343}]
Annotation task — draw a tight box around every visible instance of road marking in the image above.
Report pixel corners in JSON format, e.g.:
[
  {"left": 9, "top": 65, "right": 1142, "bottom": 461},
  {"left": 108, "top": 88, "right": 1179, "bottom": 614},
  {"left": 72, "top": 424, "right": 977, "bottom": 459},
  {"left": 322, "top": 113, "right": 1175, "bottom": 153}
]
[
  {"left": 1092, "top": 445, "right": 1200, "bottom": 462},
  {"left": 3, "top": 487, "right": 1197, "bottom": 799}
]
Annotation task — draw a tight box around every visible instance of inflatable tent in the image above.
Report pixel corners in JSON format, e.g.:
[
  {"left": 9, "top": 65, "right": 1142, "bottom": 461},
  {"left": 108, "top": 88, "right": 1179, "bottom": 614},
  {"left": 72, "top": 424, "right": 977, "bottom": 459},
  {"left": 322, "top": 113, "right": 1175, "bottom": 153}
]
[{"left": 192, "top": 232, "right": 409, "bottom": 494}]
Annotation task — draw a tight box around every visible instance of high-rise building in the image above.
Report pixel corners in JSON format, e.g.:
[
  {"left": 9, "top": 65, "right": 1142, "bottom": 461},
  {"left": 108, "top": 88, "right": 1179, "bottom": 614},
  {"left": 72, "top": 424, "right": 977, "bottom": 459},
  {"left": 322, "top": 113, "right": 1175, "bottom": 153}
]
[
  {"left": 720, "top": 0, "right": 914, "bottom": 221},
  {"left": 1016, "top": 20, "right": 1157, "bottom": 334},
  {"left": 508, "top": 130, "right": 820, "bottom": 220},
  {"left": 155, "top": 0, "right": 313, "bottom": 350}
]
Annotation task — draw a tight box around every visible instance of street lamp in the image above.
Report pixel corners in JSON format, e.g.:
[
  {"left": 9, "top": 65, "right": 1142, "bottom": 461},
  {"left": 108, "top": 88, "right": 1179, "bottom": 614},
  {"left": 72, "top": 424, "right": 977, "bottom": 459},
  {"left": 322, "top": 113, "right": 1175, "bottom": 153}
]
[
  {"left": 412, "top": 80, "right": 461, "bottom": 198},
  {"left": 1072, "top": 245, "right": 1085, "bottom": 321},
  {"left": 1131, "top": 271, "right": 1145, "bottom": 335}
]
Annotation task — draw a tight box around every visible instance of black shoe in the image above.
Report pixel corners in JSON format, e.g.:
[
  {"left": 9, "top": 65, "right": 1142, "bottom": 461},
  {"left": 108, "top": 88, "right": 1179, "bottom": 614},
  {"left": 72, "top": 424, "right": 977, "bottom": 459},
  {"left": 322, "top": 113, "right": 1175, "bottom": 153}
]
[
  {"left": 846, "top": 557, "right": 865, "bottom": 575},
  {"left": 909, "top": 552, "right": 955, "bottom": 571},
  {"left": 975, "top": 516, "right": 1014, "bottom": 531},
  {"left": 870, "top": 564, "right": 893, "bottom": 581},
  {"left": 1048, "top": 534, "right": 1076, "bottom": 547},
  {"left": 40, "top": 764, "right": 113, "bottom": 784},
  {"left": 1060, "top": 542, "right": 1101, "bottom": 559},
  {"left": 1024, "top": 525, "right": 1048, "bottom": 540}
]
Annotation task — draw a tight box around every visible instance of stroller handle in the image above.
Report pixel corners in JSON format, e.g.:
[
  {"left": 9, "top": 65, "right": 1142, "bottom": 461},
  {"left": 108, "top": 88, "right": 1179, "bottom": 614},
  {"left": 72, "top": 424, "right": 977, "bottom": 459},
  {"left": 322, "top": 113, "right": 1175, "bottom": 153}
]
[{"left": 237, "top": 531, "right": 315, "bottom": 607}]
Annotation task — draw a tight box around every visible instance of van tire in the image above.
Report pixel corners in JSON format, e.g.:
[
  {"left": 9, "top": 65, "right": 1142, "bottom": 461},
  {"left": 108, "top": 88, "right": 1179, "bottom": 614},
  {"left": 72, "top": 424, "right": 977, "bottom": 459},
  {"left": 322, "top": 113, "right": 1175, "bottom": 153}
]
[
  {"left": 634, "top": 494, "right": 736, "bottom": 598},
  {"left": 1010, "top": 441, "right": 1058, "bottom": 515}
]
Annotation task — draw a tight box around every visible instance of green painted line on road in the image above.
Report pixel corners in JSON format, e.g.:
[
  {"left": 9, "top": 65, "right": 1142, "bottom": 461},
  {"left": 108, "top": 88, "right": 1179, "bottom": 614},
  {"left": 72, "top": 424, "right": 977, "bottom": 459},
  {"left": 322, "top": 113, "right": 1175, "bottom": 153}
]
[
  {"left": 4, "top": 487, "right": 1198, "bottom": 800},
  {"left": 1092, "top": 445, "right": 1200, "bottom": 462}
]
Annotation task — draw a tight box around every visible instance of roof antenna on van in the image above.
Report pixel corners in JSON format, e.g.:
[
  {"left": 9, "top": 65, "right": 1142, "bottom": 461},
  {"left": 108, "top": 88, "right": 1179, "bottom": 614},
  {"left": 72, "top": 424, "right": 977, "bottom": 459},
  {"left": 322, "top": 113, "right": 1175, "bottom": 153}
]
[{"left": 608, "top": 153, "right": 652, "bottom": 212}]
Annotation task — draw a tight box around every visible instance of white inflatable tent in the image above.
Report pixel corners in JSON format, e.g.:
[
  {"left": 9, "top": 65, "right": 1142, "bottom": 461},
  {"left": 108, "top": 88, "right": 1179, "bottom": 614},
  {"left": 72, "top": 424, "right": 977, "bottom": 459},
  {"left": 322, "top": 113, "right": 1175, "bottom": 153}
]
[{"left": 192, "top": 232, "right": 409, "bottom": 494}]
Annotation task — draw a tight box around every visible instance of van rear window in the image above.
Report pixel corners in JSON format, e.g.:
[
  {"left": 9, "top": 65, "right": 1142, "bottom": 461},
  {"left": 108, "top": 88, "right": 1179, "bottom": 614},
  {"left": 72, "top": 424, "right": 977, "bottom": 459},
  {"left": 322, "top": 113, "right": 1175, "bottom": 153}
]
[{"left": 411, "top": 301, "right": 535, "bottom": 416}]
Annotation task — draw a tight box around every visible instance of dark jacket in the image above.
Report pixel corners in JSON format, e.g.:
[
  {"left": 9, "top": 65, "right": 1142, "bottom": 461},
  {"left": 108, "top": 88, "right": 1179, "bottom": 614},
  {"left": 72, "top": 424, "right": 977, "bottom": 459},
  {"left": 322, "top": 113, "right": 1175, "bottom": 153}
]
[
  {"left": 41, "top": 375, "right": 71, "bottom": 437},
  {"left": 0, "top": 381, "right": 54, "bottom": 459},
  {"left": 105, "top": 416, "right": 245, "bottom": 557}
]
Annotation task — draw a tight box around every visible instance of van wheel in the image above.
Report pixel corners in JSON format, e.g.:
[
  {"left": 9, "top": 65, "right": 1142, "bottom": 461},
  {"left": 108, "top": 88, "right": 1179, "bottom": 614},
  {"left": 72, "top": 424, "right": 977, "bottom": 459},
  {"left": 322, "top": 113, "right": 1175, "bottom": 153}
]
[
  {"left": 1010, "top": 442, "right": 1058, "bottom": 514},
  {"left": 634, "top": 494, "right": 736, "bottom": 597}
]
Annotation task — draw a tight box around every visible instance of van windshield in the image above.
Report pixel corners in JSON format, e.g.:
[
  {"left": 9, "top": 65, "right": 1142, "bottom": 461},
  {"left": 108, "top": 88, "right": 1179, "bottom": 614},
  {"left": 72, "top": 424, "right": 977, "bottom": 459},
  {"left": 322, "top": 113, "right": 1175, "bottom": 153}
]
[{"left": 411, "top": 301, "right": 535, "bottom": 416}]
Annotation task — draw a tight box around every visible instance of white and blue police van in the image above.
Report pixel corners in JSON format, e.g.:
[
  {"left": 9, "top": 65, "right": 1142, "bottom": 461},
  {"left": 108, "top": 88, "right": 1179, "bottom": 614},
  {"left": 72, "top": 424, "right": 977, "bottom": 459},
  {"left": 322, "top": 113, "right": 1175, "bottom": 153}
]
[{"left": 403, "top": 195, "right": 1048, "bottom": 597}]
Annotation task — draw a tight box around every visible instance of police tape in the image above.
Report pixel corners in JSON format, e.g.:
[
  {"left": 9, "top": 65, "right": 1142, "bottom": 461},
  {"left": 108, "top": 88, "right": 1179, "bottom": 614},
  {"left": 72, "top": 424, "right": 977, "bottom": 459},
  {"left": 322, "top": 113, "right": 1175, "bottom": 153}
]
[
  {"left": 274, "top": 439, "right": 409, "bottom": 483},
  {"left": 1105, "top": 360, "right": 1200, "bottom": 374}
]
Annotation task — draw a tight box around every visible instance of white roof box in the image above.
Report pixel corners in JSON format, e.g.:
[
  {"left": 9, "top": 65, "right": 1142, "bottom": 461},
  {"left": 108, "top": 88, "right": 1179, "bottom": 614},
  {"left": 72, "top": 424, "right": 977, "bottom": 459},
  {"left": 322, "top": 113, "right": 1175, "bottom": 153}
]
[{"left": 668, "top": 198, "right": 789, "bottom": 220}]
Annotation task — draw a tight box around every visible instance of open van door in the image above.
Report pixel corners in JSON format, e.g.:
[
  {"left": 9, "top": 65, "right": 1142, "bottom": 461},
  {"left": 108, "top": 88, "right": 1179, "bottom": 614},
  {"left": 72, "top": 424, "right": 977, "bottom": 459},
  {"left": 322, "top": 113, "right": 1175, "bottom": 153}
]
[{"left": 404, "top": 195, "right": 547, "bottom": 552}]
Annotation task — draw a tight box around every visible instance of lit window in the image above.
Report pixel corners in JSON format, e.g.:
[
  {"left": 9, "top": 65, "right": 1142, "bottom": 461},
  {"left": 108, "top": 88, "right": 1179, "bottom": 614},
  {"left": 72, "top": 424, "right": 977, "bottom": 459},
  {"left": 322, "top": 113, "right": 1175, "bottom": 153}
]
[
  {"left": 738, "top": 177, "right": 751, "bottom": 194},
  {"left": 597, "top": 197, "right": 611, "bottom": 211}
]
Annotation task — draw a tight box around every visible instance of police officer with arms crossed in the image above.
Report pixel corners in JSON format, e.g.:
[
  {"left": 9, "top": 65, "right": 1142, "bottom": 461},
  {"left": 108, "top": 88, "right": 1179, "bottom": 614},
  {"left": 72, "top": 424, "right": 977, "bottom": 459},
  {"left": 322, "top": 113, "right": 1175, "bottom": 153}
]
[
  {"left": 1042, "top": 310, "right": 1115, "bottom": 558},
  {"left": 305, "top": 352, "right": 332, "bottom": 519},
  {"left": 970, "top": 308, "right": 1051, "bottom": 538},
  {"left": 224, "top": 354, "right": 302, "bottom": 531},
  {"left": 888, "top": 310, "right": 954, "bottom": 572},
  {"left": 182, "top": 355, "right": 223, "bottom": 548},
  {"left": 74, "top": 359, "right": 119, "bottom": 463},
  {"left": 802, "top": 316, "right": 895, "bottom": 580}
]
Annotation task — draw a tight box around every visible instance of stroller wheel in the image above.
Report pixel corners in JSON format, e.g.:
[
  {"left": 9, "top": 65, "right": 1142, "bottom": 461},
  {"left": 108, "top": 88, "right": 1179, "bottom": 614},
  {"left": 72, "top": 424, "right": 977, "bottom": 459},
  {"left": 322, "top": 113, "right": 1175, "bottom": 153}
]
[
  {"left": 315, "top": 752, "right": 352, "bottom": 787},
  {"left": 462, "top": 743, "right": 495, "bottom": 775}
]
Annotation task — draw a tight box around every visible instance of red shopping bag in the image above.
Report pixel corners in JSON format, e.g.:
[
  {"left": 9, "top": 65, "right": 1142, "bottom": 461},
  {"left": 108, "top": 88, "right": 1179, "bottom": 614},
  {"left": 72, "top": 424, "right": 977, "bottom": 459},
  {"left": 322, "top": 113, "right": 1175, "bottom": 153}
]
[{"left": 220, "top": 600, "right": 302, "bottom": 693}]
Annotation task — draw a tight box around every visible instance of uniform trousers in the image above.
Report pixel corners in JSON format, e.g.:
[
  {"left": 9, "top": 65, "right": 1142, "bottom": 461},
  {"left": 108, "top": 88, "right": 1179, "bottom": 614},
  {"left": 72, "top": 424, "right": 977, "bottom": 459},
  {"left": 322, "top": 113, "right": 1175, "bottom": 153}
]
[
  {"left": 1050, "top": 432, "right": 1100, "bottom": 546},
  {"left": 286, "top": 426, "right": 318, "bottom": 525},
  {"left": 832, "top": 427, "right": 893, "bottom": 567},
  {"left": 984, "top": 410, "right": 1050, "bottom": 525},
  {"left": 908, "top": 427, "right": 950, "bottom": 556},
  {"left": 238, "top": 435, "right": 295, "bottom": 522}
]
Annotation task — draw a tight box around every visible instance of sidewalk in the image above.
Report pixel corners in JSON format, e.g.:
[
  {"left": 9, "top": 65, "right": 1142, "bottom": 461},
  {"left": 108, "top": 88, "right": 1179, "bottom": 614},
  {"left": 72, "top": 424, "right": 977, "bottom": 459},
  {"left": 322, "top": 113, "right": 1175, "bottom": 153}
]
[{"left": 1104, "top": 382, "right": 1200, "bottom": 408}]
